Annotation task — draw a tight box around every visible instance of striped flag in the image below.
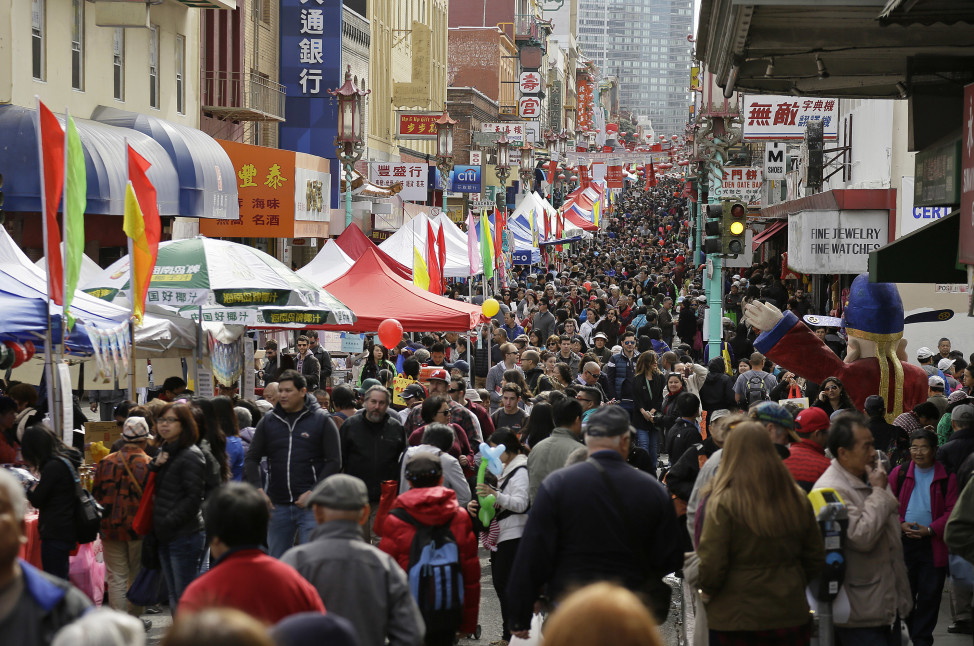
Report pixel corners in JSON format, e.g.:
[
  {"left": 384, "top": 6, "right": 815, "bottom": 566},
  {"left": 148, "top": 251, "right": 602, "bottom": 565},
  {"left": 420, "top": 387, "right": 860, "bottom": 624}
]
[
  {"left": 62, "top": 112, "right": 87, "bottom": 329},
  {"left": 35, "top": 100, "right": 65, "bottom": 305},
  {"left": 123, "top": 145, "right": 161, "bottom": 324},
  {"left": 426, "top": 220, "right": 441, "bottom": 295}
]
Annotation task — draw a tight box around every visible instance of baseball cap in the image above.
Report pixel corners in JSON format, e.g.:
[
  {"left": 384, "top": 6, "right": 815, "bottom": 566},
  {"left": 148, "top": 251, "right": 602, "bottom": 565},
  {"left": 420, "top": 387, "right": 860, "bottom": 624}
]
[
  {"left": 864, "top": 395, "right": 886, "bottom": 416},
  {"left": 749, "top": 401, "right": 798, "bottom": 440},
  {"left": 795, "top": 407, "right": 830, "bottom": 435},
  {"left": 696, "top": 295, "right": 706, "bottom": 302},
  {"left": 916, "top": 347, "right": 934, "bottom": 360},
  {"left": 428, "top": 368, "right": 450, "bottom": 383},
  {"left": 404, "top": 452, "right": 443, "bottom": 480},
  {"left": 948, "top": 390, "right": 971, "bottom": 404},
  {"left": 952, "top": 404, "right": 974, "bottom": 425},
  {"left": 401, "top": 383, "right": 427, "bottom": 401},
  {"left": 938, "top": 358, "right": 956, "bottom": 372},
  {"left": 928, "top": 375, "right": 946, "bottom": 390},
  {"left": 357, "top": 378, "right": 382, "bottom": 395},
  {"left": 582, "top": 405, "right": 631, "bottom": 437},
  {"left": 308, "top": 474, "right": 368, "bottom": 510},
  {"left": 122, "top": 417, "right": 150, "bottom": 441},
  {"left": 709, "top": 409, "right": 731, "bottom": 424},
  {"left": 465, "top": 388, "right": 482, "bottom": 403},
  {"left": 452, "top": 360, "right": 470, "bottom": 376},
  {"left": 593, "top": 332, "right": 608, "bottom": 341}
]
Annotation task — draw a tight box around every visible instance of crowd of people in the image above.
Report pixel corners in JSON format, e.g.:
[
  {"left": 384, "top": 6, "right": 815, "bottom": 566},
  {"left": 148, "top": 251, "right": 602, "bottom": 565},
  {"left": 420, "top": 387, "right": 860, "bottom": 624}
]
[{"left": 3, "top": 176, "right": 974, "bottom": 646}]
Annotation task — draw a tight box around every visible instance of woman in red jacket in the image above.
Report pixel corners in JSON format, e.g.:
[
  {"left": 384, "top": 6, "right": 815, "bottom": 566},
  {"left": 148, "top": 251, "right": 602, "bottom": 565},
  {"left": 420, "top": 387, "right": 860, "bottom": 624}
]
[
  {"left": 379, "top": 453, "right": 480, "bottom": 646},
  {"left": 889, "top": 427, "right": 959, "bottom": 646}
]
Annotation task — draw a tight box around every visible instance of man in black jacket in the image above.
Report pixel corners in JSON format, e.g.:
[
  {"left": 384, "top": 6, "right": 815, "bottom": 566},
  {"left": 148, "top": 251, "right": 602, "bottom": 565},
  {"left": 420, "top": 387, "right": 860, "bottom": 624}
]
[
  {"left": 295, "top": 336, "right": 321, "bottom": 392},
  {"left": 937, "top": 404, "right": 974, "bottom": 474},
  {"left": 337, "top": 385, "right": 407, "bottom": 542},
  {"left": 506, "top": 406, "right": 683, "bottom": 639},
  {"left": 244, "top": 370, "right": 342, "bottom": 557},
  {"left": 664, "top": 392, "right": 703, "bottom": 467},
  {"left": 305, "top": 330, "right": 333, "bottom": 388}
]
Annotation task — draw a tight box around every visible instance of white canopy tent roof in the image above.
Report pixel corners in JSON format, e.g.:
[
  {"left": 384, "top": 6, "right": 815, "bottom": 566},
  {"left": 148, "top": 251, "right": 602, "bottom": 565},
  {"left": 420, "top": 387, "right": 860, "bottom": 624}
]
[
  {"left": 296, "top": 238, "right": 355, "bottom": 287},
  {"left": 378, "top": 212, "right": 482, "bottom": 278},
  {"left": 34, "top": 243, "right": 102, "bottom": 288},
  {"left": 431, "top": 213, "right": 483, "bottom": 275}
]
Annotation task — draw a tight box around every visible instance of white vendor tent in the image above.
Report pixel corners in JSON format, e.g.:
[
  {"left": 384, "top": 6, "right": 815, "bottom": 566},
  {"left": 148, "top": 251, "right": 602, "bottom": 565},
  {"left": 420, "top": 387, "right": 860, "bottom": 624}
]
[
  {"left": 296, "top": 238, "right": 355, "bottom": 286},
  {"left": 378, "top": 212, "right": 481, "bottom": 278}
]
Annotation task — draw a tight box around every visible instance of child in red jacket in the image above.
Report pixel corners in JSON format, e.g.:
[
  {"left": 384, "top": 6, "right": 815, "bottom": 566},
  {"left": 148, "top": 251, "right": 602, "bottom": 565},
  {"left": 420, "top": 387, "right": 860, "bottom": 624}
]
[{"left": 379, "top": 453, "right": 480, "bottom": 645}]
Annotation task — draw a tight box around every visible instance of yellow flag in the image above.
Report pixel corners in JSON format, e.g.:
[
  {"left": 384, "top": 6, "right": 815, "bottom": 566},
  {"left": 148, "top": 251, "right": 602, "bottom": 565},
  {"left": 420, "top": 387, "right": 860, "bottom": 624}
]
[{"left": 413, "top": 247, "right": 430, "bottom": 291}]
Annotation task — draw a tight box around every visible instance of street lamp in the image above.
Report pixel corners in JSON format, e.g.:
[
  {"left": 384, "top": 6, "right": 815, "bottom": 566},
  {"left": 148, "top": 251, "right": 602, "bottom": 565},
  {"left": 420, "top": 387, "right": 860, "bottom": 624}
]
[
  {"left": 329, "top": 65, "right": 370, "bottom": 229},
  {"left": 558, "top": 129, "right": 568, "bottom": 157},
  {"left": 494, "top": 132, "right": 511, "bottom": 212},
  {"left": 519, "top": 141, "right": 534, "bottom": 194},
  {"left": 434, "top": 109, "right": 457, "bottom": 189},
  {"left": 587, "top": 130, "right": 598, "bottom": 152}
]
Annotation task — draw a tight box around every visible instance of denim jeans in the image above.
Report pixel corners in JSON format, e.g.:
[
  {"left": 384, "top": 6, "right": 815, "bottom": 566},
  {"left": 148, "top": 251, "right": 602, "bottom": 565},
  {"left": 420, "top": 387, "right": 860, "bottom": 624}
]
[
  {"left": 267, "top": 504, "right": 317, "bottom": 558},
  {"left": 636, "top": 429, "right": 659, "bottom": 471},
  {"left": 40, "top": 539, "right": 74, "bottom": 581},
  {"left": 159, "top": 530, "right": 205, "bottom": 612}
]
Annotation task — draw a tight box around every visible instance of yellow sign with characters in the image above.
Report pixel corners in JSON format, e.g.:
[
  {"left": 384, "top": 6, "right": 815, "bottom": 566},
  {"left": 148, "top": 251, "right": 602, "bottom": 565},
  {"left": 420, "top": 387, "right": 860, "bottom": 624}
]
[{"left": 393, "top": 376, "right": 416, "bottom": 407}]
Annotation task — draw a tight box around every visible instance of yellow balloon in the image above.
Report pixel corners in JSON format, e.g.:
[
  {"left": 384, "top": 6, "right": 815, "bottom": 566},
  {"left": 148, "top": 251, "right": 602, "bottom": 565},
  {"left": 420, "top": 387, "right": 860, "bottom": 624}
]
[{"left": 482, "top": 298, "right": 500, "bottom": 317}]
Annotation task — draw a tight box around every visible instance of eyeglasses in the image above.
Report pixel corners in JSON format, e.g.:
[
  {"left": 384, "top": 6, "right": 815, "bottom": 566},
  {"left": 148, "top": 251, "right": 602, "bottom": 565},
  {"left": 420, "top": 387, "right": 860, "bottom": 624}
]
[
  {"left": 436, "top": 408, "right": 451, "bottom": 416},
  {"left": 824, "top": 385, "right": 840, "bottom": 391},
  {"left": 586, "top": 370, "right": 601, "bottom": 378},
  {"left": 159, "top": 417, "right": 180, "bottom": 424},
  {"left": 448, "top": 388, "right": 462, "bottom": 393},
  {"left": 506, "top": 351, "right": 518, "bottom": 356},
  {"left": 623, "top": 340, "right": 635, "bottom": 345}
]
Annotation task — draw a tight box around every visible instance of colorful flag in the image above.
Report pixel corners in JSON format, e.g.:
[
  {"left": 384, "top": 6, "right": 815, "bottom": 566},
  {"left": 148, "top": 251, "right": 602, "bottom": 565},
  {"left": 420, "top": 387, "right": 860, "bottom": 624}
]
[
  {"left": 493, "top": 208, "right": 504, "bottom": 269},
  {"left": 62, "top": 113, "right": 86, "bottom": 329},
  {"left": 466, "top": 211, "right": 478, "bottom": 275},
  {"left": 426, "top": 220, "right": 441, "bottom": 295},
  {"left": 123, "top": 146, "right": 161, "bottom": 324},
  {"left": 435, "top": 223, "right": 446, "bottom": 294},
  {"left": 479, "top": 210, "right": 494, "bottom": 281},
  {"left": 413, "top": 247, "right": 430, "bottom": 291},
  {"left": 36, "top": 100, "right": 65, "bottom": 305}
]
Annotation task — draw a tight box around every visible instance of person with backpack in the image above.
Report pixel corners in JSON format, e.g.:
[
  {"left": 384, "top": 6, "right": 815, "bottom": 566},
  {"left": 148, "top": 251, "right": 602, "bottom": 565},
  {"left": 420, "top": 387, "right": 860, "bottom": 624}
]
[
  {"left": 889, "top": 428, "right": 958, "bottom": 646},
  {"left": 22, "top": 425, "right": 86, "bottom": 579},
  {"left": 380, "top": 452, "right": 480, "bottom": 646},
  {"left": 733, "top": 351, "right": 778, "bottom": 408},
  {"left": 466, "top": 429, "right": 530, "bottom": 646}
]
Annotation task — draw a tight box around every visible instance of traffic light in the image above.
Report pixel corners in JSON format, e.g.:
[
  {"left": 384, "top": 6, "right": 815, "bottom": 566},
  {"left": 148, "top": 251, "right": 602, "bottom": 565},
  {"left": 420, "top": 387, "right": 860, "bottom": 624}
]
[
  {"left": 724, "top": 200, "right": 747, "bottom": 255},
  {"left": 703, "top": 203, "right": 723, "bottom": 254}
]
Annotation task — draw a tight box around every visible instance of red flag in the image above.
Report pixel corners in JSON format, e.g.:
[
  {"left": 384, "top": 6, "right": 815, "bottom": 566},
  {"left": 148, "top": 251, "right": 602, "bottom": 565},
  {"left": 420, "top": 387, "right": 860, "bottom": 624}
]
[
  {"left": 435, "top": 223, "right": 446, "bottom": 293},
  {"left": 125, "top": 146, "right": 161, "bottom": 322},
  {"left": 546, "top": 159, "right": 556, "bottom": 185},
  {"left": 426, "top": 220, "right": 441, "bottom": 295},
  {"left": 645, "top": 162, "right": 657, "bottom": 190},
  {"left": 36, "top": 101, "right": 65, "bottom": 305}
]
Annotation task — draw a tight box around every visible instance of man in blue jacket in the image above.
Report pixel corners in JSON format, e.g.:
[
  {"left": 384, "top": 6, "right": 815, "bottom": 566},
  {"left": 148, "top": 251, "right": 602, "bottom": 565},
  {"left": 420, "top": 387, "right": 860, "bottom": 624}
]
[
  {"left": 605, "top": 331, "right": 640, "bottom": 416},
  {"left": 505, "top": 406, "right": 683, "bottom": 639},
  {"left": 244, "top": 369, "right": 342, "bottom": 557}
]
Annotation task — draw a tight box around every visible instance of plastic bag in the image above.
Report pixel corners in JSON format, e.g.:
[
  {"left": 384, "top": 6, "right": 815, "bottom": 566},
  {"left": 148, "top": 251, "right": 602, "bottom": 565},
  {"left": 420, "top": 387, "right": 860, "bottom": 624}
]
[
  {"left": 69, "top": 541, "right": 106, "bottom": 606},
  {"left": 509, "top": 612, "right": 544, "bottom": 646}
]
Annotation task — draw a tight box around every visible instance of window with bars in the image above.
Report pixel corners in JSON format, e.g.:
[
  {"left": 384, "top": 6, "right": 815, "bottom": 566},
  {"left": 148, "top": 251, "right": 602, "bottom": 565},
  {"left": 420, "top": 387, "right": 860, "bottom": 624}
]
[
  {"left": 31, "top": 0, "right": 44, "bottom": 80},
  {"left": 72, "top": 0, "right": 84, "bottom": 90},
  {"left": 149, "top": 25, "right": 159, "bottom": 109},
  {"left": 113, "top": 28, "right": 124, "bottom": 100},
  {"left": 175, "top": 34, "right": 185, "bottom": 114}
]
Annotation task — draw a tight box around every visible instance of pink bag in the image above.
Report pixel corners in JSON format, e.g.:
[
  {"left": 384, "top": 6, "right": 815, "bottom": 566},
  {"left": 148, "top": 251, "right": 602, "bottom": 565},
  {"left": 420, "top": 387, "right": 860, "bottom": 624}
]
[{"left": 69, "top": 541, "right": 106, "bottom": 605}]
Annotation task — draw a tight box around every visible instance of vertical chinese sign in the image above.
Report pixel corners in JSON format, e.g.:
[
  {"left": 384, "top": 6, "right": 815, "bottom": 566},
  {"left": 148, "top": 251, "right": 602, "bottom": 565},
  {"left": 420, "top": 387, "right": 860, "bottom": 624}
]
[
  {"left": 280, "top": 0, "right": 343, "bottom": 209},
  {"left": 200, "top": 141, "right": 296, "bottom": 238},
  {"left": 577, "top": 78, "right": 594, "bottom": 131}
]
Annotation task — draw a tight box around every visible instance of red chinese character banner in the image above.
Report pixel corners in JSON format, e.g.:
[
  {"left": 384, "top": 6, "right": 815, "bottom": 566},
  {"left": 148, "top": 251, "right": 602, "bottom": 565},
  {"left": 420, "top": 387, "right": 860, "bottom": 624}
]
[
  {"left": 397, "top": 113, "right": 439, "bottom": 140},
  {"left": 743, "top": 95, "right": 838, "bottom": 141},
  {"left": 577, "top": 79, "right": 594, "bottom": 131}
]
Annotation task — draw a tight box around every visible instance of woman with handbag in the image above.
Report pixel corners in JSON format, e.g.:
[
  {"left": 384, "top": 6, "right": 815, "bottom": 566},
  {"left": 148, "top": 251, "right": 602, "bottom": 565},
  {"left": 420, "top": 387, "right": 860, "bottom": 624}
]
[
  {"left": 22, "top": 424, "right": 84, "bottom": 579},
  {"left": 151, "top": 402, "right": 207, "bottom": 612},
  {"left": 92, "top": 416, "right": 153, "bottom": 621}
]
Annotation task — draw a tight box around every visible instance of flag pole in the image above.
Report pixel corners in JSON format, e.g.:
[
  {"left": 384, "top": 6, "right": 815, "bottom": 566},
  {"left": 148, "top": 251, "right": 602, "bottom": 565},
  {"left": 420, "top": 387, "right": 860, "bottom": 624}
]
[
  {"left": 35, "top": 97, "right": 59, "bottom": 438},
  {"left": 125, "top": 141, "right": 137, "bottom": 401}
]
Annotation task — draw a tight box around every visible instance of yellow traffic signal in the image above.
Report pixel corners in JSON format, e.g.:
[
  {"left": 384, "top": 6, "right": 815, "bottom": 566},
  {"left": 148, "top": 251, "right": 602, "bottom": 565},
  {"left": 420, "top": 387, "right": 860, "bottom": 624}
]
[{"left": 725, "top": 200, "right": 747, "bottom": 255}]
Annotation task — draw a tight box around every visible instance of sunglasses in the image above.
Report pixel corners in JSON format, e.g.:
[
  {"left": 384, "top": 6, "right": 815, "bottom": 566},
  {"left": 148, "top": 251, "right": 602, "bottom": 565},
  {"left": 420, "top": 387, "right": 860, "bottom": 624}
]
[{"left": 448, "top": 388, "right": 462, "bottom": 393}]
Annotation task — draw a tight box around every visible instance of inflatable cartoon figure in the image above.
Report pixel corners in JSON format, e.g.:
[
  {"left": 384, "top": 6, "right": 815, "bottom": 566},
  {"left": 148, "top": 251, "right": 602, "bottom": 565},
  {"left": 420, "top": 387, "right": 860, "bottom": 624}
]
[{"left": 744, "top": 274, "right": 928, "bottom": 422}]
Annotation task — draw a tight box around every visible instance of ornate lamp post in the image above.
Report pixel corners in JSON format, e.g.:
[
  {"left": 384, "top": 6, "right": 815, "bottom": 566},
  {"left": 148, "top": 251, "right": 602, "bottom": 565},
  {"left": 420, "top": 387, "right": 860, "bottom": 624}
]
[
  {"left": 518, "top": 142, "right": 534, "bottom": 194},
  {"left": 329, "top": 65, "right": 370, "bottom": 229},
  {"left": 494, "top": 132, "right": 511, "bottom": 212},
  {"left": 434, "top": 109, "right": 457, "bottom": 189},
  {"left": 558, "top": 129, "right": 568, "bottom": 157},
  {"left": 587, "top": 130, "right": 598, "bottom": 152}
]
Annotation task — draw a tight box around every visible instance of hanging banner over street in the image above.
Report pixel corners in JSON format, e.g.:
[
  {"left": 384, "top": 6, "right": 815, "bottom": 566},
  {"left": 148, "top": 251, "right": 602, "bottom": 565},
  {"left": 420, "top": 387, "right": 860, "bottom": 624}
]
[
  {"left": 743, "top": 95, "right": 838, "bottom": 141},
  {"left": 369, "top": 163, "right": 428, "bottom": 202},
  {"left": 715, "top": 166, "right": 764, "bottom": 206},
  {"left": 606, "top": 165, "right": 624, "bottom": 189}
]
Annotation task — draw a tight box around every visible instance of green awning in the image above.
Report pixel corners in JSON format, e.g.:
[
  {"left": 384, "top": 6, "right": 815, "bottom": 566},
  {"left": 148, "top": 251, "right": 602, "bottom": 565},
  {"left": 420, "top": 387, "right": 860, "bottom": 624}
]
[{"left": 869, "top": 211, "right": 967, "bottom": 283}]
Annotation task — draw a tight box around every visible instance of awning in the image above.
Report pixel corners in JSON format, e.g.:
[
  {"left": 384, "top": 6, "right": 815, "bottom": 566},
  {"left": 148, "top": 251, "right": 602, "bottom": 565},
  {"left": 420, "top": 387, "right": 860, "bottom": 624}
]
[
  {"left": 759, "top": 189, "right": 897, "bottom": 221},
  {"left": 0, "top": 104, "right": 180, "bottom": 215},
  {"left": 90, "top": 105, "right": 238, "bottom": 220},
  {"left": 869, "top": 211, "right": 967, "bottom": 284},
  {"left": 752, "top": 220, "right": 787, "bottom": 248}
]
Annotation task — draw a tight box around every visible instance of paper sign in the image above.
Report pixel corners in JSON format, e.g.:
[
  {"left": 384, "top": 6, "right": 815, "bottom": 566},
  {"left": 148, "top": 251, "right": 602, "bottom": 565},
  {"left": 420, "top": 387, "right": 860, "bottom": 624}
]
[
  {"left": 341, "top": 333, "right": 365, "bottom": 354},
  {"left": 393, "top": 375, "right": 415, "bottom": 407}
]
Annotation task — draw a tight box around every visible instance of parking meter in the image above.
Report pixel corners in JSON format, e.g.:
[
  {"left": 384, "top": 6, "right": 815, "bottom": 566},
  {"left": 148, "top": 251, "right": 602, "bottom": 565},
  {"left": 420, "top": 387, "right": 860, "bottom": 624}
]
[{"left": 808, "top": 488, "right": 847, "bottom": 602}]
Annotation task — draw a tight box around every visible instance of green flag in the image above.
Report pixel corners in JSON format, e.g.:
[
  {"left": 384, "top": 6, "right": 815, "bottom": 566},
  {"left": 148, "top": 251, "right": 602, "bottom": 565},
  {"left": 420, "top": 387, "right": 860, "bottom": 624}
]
[
  {"left": 63, "top": 114, "right": 86, "bottom": 330},
  {"left": 479, "top": 210, "right": 493, "bottom": 281}
]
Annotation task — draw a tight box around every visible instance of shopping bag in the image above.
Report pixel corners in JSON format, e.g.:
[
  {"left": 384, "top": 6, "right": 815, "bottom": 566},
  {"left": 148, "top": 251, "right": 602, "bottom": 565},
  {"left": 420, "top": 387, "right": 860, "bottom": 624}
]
[
  {"left": 132, "top": 472, "right": 156, "bottom": 537},
  {"left": 509, "top": 612, "right": 544, "bottom": 646},
  {"left": 69, "top": 541, "right": 106, "bottom": 605},
  {"left": 127, "top": 567, "right": 168, "bottom": 607}
]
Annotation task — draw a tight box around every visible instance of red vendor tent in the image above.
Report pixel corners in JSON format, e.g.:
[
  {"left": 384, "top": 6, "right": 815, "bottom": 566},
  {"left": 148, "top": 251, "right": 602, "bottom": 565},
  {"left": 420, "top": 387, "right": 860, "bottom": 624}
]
[
  {"left": 334, "top": 224, "right": 412, "bottom": 281},
  {"left": 322, "top": 247, "right": 486, "bottom": 332}
]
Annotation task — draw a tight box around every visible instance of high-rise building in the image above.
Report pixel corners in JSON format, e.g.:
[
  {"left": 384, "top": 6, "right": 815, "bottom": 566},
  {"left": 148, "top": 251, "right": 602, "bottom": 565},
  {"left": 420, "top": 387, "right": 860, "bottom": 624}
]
[{"left": 575, "top": 0, "right": 693, "bottom": 136}]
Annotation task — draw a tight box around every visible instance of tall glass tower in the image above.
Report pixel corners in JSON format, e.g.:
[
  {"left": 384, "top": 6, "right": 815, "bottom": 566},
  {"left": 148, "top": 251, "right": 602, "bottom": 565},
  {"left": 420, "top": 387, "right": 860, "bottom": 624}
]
[{"left": 576, "top": 0, "right": 693, "bottom": 136}]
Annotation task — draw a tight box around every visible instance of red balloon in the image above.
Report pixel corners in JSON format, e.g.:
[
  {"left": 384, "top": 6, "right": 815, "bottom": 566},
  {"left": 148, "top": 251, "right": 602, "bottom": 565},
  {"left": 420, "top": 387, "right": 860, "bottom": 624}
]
[
  {"left": 4, "top": 342, "right": 26, "bottom": 368},
  {"left": 377, "top": 318, "right": 403, "bottom": 349},
  {"left": 666, "top": 225, "right": 672, "bottom": 231},
  {"left": 583, "top": 281, "right": 592, "bottom": 291}
]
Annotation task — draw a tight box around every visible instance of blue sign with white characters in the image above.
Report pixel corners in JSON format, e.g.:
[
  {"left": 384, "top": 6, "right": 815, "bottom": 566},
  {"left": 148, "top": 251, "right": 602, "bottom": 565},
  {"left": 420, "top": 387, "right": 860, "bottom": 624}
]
[{"left": 451, "top": 165, "right": 482, "bottom": 193}]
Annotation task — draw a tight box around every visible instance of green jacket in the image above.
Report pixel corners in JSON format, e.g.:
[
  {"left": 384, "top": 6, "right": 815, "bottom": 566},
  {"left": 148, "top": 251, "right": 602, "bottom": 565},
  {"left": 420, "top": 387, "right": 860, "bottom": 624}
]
[
  {"left": 946, "top": 477, "right": 974, "bottom": 564},
  {"left": 938, "top": 412, "right": 953, "bottom": 447},
  {"left": 697, "top": 492, "right": 824, "bottom": 631}
]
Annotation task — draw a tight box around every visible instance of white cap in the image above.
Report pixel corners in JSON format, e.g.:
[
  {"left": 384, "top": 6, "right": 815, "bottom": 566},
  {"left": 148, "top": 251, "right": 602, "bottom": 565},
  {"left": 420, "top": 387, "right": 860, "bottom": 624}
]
[{"left": 938, "top": 358, "right": 955, "bottom": 371}]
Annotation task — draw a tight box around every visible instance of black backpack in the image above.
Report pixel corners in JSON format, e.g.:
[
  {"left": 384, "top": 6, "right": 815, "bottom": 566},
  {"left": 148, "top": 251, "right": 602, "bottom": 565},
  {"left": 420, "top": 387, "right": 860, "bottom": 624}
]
[
  {"left": 745, "top": 374, "right": 770, "bottom": 406},
  {"left": 389, "top": 508, "right": 464, "bottom": 629}
]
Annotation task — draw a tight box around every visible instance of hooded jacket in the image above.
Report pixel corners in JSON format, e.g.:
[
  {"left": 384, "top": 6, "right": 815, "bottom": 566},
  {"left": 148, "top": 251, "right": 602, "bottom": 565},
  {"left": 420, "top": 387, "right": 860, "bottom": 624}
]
[
  {"left": 378, "top": 487, "right": 481, "bottom": 635},
  {"left": 244, "top": 398, "right": 342, "bottom": 505},
  {"left": 338, "top": 410, "right": 407, "bottom": 502},
  {"left": 151, "top": 442, "right": 206, "bottom": 541}
]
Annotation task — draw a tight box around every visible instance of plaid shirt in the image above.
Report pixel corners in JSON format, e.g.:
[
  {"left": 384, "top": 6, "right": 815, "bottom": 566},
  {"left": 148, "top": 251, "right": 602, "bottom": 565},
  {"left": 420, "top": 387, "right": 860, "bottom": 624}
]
[{"left": 92, "top": 445, "right": 152, "bottom": 541}]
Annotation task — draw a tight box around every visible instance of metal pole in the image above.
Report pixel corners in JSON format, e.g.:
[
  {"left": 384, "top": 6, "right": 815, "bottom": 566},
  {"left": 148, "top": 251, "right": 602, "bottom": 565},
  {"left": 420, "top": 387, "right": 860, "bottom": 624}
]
[
  {"left": 344, "top": 161, "right": 353, "bottom": 229},
  {"left": 705, "top": 140, "right": 725, "bottom": 359}
]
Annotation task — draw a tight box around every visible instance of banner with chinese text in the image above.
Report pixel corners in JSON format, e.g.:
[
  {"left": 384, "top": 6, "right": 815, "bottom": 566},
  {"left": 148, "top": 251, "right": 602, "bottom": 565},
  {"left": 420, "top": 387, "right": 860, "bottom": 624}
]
[
  {"left": 743, "top": 95, "right": 838, "bottom": 140},
  {"left": 369, "top": 162, "right": 428, "bottom": 202}
]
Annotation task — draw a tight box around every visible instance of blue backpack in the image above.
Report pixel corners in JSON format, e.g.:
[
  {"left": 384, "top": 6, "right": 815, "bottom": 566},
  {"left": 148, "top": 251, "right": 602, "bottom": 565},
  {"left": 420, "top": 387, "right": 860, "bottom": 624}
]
[{"left": 389, "top": 508, "right": 464, "bottom": 627}]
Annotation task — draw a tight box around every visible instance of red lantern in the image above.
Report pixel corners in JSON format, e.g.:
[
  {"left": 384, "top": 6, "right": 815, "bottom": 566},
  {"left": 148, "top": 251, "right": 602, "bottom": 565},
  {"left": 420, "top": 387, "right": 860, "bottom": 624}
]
[
  {"left": 377, "top": 318, "right": 403, "bottom": 349},
  {"left": 4, "top": 342, "right": 26, "bottom": 368}
]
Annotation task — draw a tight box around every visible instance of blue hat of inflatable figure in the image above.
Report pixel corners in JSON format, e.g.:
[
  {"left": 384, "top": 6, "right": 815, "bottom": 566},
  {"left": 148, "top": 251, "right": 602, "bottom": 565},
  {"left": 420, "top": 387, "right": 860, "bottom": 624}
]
[{"left": 843, "top": 274, "right": 903, "bottom": 340}]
